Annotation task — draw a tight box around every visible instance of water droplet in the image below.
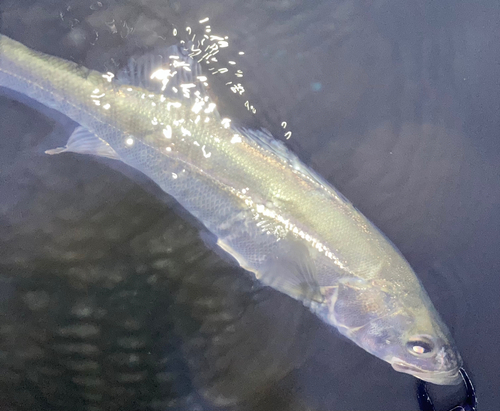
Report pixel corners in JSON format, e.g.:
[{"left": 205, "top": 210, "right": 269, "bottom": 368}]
[{"left": 90, "top": 1, "right": 103, "bottom": 10}]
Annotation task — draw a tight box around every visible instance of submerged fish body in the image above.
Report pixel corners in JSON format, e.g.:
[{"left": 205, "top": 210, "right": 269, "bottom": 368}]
[{"left": 0, "top": 34, "right": 462, "bottom": 384}]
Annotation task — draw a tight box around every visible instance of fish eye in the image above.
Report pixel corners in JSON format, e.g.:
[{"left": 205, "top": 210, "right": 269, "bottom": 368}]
[{"left": 406, "top": 335, "right": 436, "bottom": 356}]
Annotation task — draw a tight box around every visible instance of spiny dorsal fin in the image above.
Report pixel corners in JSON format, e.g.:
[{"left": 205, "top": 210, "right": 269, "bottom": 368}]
[{"left": 236, "top": 127, "right": 351, "bottom": 205}]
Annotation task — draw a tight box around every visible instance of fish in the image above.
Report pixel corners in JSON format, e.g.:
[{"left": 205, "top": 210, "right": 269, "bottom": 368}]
[{"left": 0, "top": 33, "right": 462, "bottom": 385}]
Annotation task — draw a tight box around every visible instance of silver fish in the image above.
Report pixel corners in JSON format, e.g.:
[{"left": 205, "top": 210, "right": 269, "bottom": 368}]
[{"left": 0, "top": 34, "right": 462, "bottom": 384}]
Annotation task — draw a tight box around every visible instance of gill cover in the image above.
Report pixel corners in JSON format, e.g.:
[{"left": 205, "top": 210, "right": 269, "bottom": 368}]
[{"left": 325, "top": 277, "right": 416, "bottom": 361}]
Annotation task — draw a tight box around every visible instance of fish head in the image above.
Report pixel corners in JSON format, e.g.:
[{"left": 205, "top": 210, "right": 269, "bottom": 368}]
[{"left": 322, "top": 277, "right": 462, "bottom": 385}]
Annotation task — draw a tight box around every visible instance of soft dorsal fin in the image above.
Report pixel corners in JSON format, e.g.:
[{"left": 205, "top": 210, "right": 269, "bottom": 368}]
[{"left": 116, "top": 43, "right": 208, "bottom": 101}]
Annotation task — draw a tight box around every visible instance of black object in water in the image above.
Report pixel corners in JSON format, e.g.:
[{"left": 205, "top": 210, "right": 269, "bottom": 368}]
[{"left": 417, "top": 368, "right": 477, "bottom": 411}]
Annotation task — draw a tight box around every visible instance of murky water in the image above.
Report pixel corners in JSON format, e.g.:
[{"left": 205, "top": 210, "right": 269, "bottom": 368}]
[{"left": 0, "top": 1, "right": 499, "bottom": 410}]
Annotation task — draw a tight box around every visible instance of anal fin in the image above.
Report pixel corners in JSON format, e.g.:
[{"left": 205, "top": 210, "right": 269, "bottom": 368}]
[{"left": 45, "top": 126, "right": 121, "bottom": 160}]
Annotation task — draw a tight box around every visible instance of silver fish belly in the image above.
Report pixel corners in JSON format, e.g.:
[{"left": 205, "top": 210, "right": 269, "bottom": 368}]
[{"left": 0, "top": 34, "right": 462, "bottom": 385}]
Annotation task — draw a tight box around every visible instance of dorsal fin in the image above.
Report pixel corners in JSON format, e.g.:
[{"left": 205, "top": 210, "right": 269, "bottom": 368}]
[
  {"left": 236, "top": 127, "right": 351, "bottom": 205},
  {"left": 116, "top": 43, "right": 208, "bottom": 101}
]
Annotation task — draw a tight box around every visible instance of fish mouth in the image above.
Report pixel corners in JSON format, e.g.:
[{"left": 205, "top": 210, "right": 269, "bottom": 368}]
[{"left": 391, "top": 360, "right": 462, "bottom": 385}]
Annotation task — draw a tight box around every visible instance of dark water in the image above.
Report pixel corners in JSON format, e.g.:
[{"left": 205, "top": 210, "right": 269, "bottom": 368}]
[{"left": 0, "top": 1, "right": 499, "bottom": 410}]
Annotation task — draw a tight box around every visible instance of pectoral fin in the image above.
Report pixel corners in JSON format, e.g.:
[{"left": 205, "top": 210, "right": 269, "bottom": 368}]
[
  {"left": 259, "top": 239, "right": 323, "bottom": 305},
  {"left": 331, "top": 278, "right": 397, "bottom": 329},
  {"left": 45, "top": 126, "right": 121, "bottom": 160}
]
